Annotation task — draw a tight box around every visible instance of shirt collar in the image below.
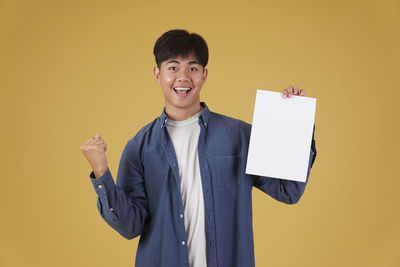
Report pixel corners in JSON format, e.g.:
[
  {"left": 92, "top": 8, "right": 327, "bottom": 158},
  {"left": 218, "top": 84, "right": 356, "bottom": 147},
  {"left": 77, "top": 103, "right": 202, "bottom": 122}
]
[{"left": 159, "top": 102, "right": 211, "bottom": 129}]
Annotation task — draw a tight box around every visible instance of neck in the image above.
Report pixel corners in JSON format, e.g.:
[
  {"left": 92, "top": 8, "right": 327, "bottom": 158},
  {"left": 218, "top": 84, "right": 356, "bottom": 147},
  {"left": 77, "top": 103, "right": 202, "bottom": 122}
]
[{"left": 165, "top": 103, "right": 202, "bottom": 121}]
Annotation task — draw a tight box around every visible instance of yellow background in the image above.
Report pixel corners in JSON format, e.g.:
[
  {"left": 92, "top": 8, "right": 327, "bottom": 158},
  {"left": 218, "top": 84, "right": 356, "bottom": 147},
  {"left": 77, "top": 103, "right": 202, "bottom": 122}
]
[{"left": 1, "top": 0, "right": 399, "bottom": 266}]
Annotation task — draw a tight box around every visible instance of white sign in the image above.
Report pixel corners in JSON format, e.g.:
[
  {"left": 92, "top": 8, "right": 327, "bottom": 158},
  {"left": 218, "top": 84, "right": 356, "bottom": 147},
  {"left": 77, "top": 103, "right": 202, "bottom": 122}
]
[{"left": 246, "top": 90, "right": 316, "bottom": 182}]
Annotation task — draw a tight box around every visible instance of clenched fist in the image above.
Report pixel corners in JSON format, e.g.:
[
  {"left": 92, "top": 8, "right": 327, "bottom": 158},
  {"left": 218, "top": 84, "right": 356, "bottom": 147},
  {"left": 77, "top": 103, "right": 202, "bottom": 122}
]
[{"left": 80, "top": 134, "right": 108, "bottom": 178}]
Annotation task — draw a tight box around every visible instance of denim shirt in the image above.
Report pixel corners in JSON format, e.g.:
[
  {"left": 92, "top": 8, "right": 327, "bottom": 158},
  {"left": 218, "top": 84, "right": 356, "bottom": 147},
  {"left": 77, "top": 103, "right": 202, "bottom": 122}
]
[{"left": 90, "top": 102, "right": 317, "bottom": 267}]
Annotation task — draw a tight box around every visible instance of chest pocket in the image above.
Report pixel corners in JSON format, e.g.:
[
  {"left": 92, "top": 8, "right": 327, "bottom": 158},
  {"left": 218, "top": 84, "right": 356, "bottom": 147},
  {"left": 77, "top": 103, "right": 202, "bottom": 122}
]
[{"left": 214, "top": 155, "right": 241, "bottom": 188}]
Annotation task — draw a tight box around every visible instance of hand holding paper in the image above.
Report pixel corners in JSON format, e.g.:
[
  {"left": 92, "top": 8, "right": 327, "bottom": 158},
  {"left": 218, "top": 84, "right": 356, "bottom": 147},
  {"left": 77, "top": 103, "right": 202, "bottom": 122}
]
[
  {"left": 245, "top": 88, "right": 316, "bottom": 182},
  {"left": 282, "top": 85, "right": 306, "bottom": 98}
]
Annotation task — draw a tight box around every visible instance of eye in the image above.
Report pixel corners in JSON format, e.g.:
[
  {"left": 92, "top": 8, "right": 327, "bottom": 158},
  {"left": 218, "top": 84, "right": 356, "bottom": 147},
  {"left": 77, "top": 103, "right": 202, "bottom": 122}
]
[
  {"left": 169, "top": 66, "right": 178, "bottom": 71},
  {"left": 189, "top": 67, "right": 198, "bottom": 72}
]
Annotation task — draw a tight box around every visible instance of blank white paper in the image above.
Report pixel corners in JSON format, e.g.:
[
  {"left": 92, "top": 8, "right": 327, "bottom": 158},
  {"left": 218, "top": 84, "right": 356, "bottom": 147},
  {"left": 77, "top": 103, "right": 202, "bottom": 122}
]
[{"left": 245, "top": 89, "right": 316, "bottom": 182}]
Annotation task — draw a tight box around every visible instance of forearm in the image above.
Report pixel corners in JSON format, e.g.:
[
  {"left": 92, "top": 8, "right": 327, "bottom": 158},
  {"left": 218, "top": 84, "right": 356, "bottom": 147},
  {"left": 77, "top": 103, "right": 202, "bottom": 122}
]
[{"left": 90, "top": 168, "right": 148, "bottom": 239}]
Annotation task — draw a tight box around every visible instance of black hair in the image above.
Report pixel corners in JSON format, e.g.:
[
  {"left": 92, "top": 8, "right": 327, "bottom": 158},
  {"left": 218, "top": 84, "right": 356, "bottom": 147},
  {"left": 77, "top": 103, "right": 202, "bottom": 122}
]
[{"left": 153, "top": 29, "right": 209, "bottom": 69}]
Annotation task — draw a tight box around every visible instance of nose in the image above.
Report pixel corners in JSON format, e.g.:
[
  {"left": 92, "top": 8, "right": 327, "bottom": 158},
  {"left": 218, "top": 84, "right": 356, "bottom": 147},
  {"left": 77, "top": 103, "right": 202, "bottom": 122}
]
[{"left": 176, "top": 69, "right": 190, "bottom": 82}]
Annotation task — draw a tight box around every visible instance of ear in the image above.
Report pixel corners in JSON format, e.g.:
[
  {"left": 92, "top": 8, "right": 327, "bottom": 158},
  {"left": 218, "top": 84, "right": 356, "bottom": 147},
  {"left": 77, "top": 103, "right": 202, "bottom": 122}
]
[
  {"left": 202, "top": 68, "right": 208, "bottom": 84},
  {"left": 153, "top": 66, "right": 161, "bottom": 84}
]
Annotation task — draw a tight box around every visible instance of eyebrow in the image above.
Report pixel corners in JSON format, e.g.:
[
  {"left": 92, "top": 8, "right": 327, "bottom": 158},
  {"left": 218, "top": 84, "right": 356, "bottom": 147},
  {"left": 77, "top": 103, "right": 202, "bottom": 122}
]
[
  {"left": 166, "top": 59, "right": 201, "bottom": 65},
  {"left": 167, "top": 60, "right": 180, "bottom": 64}
]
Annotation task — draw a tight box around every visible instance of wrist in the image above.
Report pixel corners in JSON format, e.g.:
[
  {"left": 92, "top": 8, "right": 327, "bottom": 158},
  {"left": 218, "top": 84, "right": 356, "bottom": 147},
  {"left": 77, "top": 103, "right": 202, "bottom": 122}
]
[{"left": 93, "top": 166, "right": 108, "bottom": 178}]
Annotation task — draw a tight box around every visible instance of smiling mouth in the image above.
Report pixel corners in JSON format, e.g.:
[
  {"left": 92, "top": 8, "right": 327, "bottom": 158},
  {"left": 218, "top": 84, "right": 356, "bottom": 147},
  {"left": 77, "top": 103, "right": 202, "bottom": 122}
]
[{"left": 173, "top": 87, "right": 192, "bottom": 97}]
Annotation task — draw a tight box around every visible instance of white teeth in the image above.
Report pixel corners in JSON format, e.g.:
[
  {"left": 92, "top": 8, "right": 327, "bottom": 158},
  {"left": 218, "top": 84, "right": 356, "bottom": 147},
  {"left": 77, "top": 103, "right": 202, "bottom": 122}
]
[{"left": 174, "top": 87, "right": 191, "bottom": 91}]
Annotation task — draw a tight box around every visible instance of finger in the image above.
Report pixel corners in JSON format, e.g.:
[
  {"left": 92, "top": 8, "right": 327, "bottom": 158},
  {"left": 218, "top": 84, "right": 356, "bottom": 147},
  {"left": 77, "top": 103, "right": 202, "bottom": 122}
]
[
  {"left": 84, "top": 137, "right": 95, "bottom": 144},
  {"left": 293, "top": 85, "right": 299, "bottom": 95},
  {"left": 85, "top": 143, "right": 106, "bottom": 152},
  {"left": 80, "top": 143, "right": 93, "bottom": 152},
  {"left": 91, "top": 134, "right": 103, "bottom": 143},
  {"left": 97, "top": 143, "right": 107, "bottom": 152},
  {"left": 286, "top": 85, "right": 293, "bottom": 94},
  {"left": 80, "top": 144, "right": 86, "bottom": 152},
  {"left": 287, "top": 86, "right": 293, "bottom": 98},
  {"left": 300, "top": 89, "right": 306, "bottom": 96},
  {"left": 87, "top": 138, "right": 99, "bottom": 145},
  {"left": 91, "top": 140, "right": 104, "bottom": 146},
  {"left": 282, "top": 89, "right": 288, "bottom": 98},
  {"left": 93, "top": 139, "right": 105, "bottom": 145}
]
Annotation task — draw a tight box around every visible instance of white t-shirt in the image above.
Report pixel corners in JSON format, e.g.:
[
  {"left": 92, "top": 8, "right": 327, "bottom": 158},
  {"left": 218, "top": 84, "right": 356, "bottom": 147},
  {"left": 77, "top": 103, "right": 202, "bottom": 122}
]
[{"left": 166, "top": 110, "right": 207, "bottom": 267}]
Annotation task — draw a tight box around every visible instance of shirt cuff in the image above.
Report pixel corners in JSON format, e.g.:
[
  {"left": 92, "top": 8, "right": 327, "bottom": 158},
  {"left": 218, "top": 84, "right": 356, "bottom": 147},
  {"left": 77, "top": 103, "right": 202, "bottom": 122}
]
[{"left": 89, "top": 168, "right": 115, "bottom": 194}]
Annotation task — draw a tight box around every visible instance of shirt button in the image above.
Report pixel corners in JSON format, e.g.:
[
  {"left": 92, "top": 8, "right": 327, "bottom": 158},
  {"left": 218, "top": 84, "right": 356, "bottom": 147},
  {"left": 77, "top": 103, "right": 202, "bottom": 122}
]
[
  {"left": 98, "top": 184, "right": 103, "bottom": 189},
  {"left": 110, "top": 208, "right": 113, "bottom": 212},
  {"left": 182, "top": 241, "right": 185, "bottom": 246},
  {"left": 180, "top": 214, "right": 183, "bottom": 218}
]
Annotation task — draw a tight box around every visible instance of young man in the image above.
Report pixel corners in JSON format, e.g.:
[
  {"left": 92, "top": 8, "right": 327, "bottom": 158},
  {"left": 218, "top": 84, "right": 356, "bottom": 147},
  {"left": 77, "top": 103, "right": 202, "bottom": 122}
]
[{"left": 81, "top": 29, "right": 317, "bottom": 267}]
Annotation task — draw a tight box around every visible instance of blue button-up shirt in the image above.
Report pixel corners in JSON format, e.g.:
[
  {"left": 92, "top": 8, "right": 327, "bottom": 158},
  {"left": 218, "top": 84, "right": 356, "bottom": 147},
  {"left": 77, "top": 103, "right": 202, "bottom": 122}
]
[{"left": 90, "top": 102, "right": 317, "bottom": 267}]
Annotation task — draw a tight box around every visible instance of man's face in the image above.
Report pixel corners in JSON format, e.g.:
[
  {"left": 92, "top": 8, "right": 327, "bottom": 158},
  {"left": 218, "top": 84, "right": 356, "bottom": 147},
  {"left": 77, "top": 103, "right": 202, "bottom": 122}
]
[{"left": 154, "top": 54, "right": 208, "bottom": 116}]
